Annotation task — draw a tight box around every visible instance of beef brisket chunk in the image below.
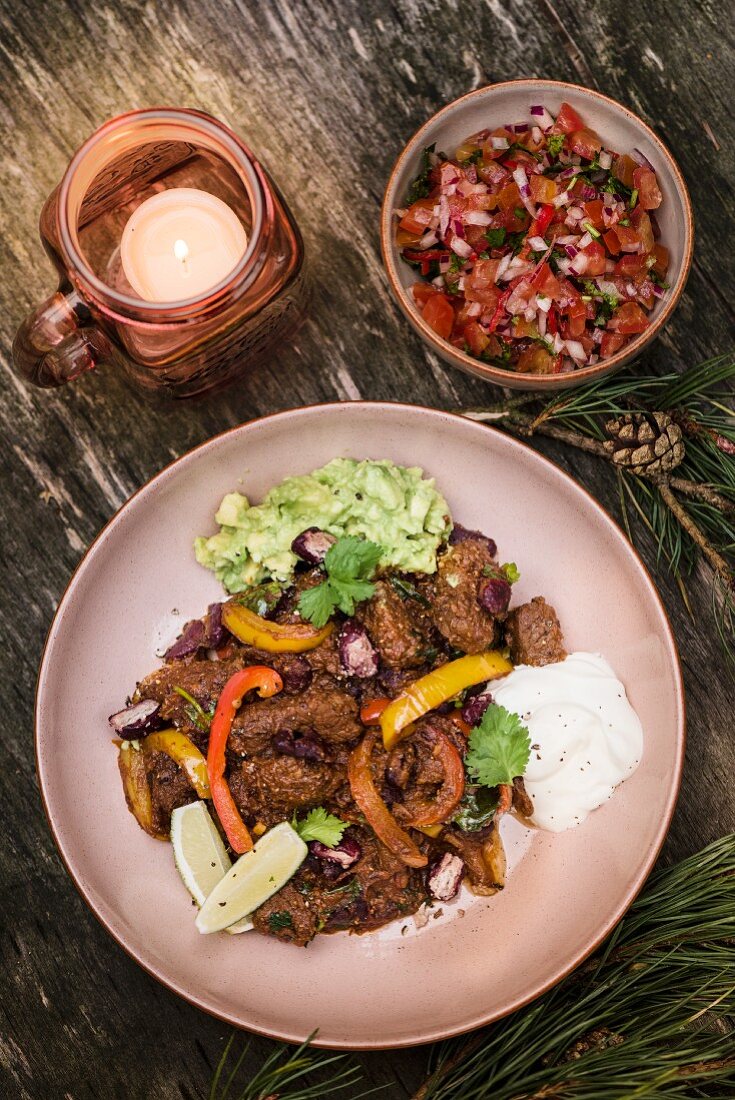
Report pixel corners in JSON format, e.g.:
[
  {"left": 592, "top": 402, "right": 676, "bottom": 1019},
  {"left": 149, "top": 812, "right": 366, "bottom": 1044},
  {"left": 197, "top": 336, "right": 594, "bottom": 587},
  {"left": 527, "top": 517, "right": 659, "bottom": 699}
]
[
  {"left": 145, "top": 751, "right": 196, "bottom": 835},
  {"left": 228, "top": 674, "right": 362, "bottom": 756},
  {"left": 428, "top": 539, "right": 498, "bottom": 654},
  {"left": 357, "top": 580, "right": 433, "bottom": 668},
  {"left": 228, "top": 755, "right": 347, "bottom": 826},
  {"left": 504, "top": 596, "right": 566, "bottom": 667}
]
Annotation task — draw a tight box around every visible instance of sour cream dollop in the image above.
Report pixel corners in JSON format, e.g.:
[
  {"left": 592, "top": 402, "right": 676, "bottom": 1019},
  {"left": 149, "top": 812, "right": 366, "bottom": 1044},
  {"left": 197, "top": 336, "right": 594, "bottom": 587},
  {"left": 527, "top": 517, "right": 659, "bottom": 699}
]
[{"left": 492, "top": 652, "right": 643, "bottom": 832}]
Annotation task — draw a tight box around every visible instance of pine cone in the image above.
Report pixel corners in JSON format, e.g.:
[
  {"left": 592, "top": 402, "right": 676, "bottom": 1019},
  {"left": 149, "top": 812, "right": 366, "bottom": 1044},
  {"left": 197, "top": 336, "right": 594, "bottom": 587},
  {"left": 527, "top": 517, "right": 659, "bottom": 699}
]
[{"left": 603, "top": 412, "right": 685, "bottom": 476}]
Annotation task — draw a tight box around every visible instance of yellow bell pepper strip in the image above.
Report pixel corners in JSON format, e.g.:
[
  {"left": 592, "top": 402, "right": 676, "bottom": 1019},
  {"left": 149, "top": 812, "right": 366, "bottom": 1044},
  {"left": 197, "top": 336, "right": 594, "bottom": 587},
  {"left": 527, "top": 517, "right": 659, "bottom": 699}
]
[
  {"left": 380, "top": 650, "right": 512, "bottom": 750},
  {"left": 140, "top": 729, "right": 211, "bottom": 799},
  {"left": 208, "top": 666, "right": 283, "bottom": 853},
  {"left": 118, "top": 740, "right": 167, "bottom": 841},
  {"left": 348, "top": 730, "right": 427, "bottom": 869},
  {"left": 222, "top": 601, "right": 334, "bottom": 653}
]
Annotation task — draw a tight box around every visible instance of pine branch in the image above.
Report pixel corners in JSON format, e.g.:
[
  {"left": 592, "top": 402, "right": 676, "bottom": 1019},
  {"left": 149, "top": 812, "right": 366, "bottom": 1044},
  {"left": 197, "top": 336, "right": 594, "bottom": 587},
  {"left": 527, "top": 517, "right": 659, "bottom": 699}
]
[{"left": 413, "top": 835, "right": 735, "bottom": 1100}]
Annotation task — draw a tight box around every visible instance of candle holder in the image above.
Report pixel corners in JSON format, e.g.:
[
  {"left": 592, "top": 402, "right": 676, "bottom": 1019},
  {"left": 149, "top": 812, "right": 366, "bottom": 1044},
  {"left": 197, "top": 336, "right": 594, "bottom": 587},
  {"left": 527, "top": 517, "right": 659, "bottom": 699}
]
[{"left": 13, "top": 108, "right": 308, "bottom": 398}]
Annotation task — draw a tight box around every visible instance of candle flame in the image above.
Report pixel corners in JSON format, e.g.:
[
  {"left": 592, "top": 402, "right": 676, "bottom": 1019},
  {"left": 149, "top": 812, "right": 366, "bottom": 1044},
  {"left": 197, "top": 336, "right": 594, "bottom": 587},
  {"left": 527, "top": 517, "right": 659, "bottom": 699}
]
[{"left": 173, "top": 238, "right": 189, "bottom": 263}]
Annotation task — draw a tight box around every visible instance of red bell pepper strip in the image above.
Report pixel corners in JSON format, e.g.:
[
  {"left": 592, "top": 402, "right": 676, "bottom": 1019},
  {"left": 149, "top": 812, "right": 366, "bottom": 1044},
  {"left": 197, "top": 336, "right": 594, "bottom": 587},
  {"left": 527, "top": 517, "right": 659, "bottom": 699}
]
[
  {"left": 529, "top": 203, "right": 555, "bottom": 239},
  {"left": 207, "top": 666, "right": 283, "bottom": 853},
  {"left": 360, "top": 697, "right": 391, "bottom": 726}
]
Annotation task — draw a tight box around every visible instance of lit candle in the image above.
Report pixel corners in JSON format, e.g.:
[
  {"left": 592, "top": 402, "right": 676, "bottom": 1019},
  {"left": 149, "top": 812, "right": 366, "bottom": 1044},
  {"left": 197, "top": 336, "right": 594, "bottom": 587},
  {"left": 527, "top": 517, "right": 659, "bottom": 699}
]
[{"left": 120, "top": 187, "right": 248, "bottom": 302}]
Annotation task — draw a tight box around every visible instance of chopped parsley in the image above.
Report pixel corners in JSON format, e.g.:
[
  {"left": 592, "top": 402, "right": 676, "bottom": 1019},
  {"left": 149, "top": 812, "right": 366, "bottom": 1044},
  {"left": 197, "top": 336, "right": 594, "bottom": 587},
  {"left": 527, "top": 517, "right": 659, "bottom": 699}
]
[
  {"left": 407, "top": 143, "right": 436, "bottom": 203},
  {"left": 298, "top": 536, "right": 382, "bottom": 628},
  {"left": 465, "top": 704, "right": 531, "bottom": 788},
  {"left": 506, "top": 231, "right": 526, "bottom": 256},
  {"left": 505, "top": 141, "right": 542, "bottom": 162},
  {"left": 459, "top": 148, "right": 483, "bottom": 166},
  {"left": 268, "top": 911, "right": 294, "bottom": 932},
  {"left": 514, "top": 206, "right": 527, "bottom": 220},
  {"left": 292, "top": 807, "right": 347, "bottom": 848}
]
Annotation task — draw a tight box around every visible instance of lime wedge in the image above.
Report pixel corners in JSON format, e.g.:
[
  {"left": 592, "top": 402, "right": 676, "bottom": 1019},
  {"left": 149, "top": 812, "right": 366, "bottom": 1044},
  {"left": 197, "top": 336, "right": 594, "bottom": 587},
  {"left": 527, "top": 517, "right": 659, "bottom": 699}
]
[
  {"left": 195, "top": 821, "right": 308, "bottom": 935},
  {"left": 170, "top": 801, "right": 252, "bottom": 934}
]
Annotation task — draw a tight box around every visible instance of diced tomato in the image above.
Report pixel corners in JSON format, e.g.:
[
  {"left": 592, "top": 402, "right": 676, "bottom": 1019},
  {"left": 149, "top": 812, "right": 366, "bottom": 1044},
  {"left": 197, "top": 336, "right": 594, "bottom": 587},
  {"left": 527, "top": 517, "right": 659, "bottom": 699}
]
[
  {"left": 530, "top": 261, "right": 562, "bottom": 298},
  {"left": 529, "top": 203, "right": 555, "bottom": 239},
  {"left": 466, "top": 192, "right": 498, "bottom": 211},
  {"left": 579, "top": 333, "right": 595, "bottom": 357},
  {"left": 547, "top": 306, "right": 559, "bottom": 335},
  {"left": 582, "top": 199, "right": 605, "bottom": 229},
  {"left": 516, "top": 346, "right": 557, "bottom": 374},
  {"left": 512, "top": 317, "right": 540, "bottom": 339},
  {"left": 529, "top": 175, "right": 557, "bottom": 204},
  {"left": 396, "top": 227, "right": 423, "bottom": 248},
  {"left": 604, "top": 225, "right": 642, "bottom": 254},
  {"left": 497, "top": 182, "right": 521, "bottom": 211},
  {"left": 614, "top": 253, "right": 648, "bottom": 277},
  {"left": 497, "top": 207, "right": 529, "bottom": 232},
  {"left": 463, "top": 321, "right": 491, "bottom": 356},
  {"left": 630, "top": 207, "right": 655, "bottom": 253},
  {"left": 422, "top": 293, "right": 454, "bottom": 339},
  {"left": 399, "top": 198, "right": 435, "bottom": 236},
  {"left": 550, "top": 102, "right": 584, "bottom": 135},
  {"left": 563, "top": 299, "right": 587, "bottom": 339},
  {"left": 411, "top": 282, "right": 439, "bottom": 307},
  {"left": 581, "top": 241, "right": 607, "bottom": 277},
  {"left": 465, "top": 261, "right": 501, "bottom": 307},
  {"left": 651, "top": 243, "right": 669, "bottom": 278},
  {"left": 569, "top": 128, "right": 602, "bottom": 160},
  {"left": 609, "top": 301, "right": 649, "bottom": 335},
  {"left": 482, "top": 128, "right": 514, "bottom": 161},
  {"left": 548, "top": 221, "right": 571, "bottom": 242},
  {"left": 633, "top": 166, "right": 662, "bottom": 210},
  {"left": 612, "top": 154, "right": 637, "bottom": 189},
  {"left": 637, "top": 280, "right": 656, "bottom": 309},
  {"left": 464, "top": 224, "right": 490, "bottom": 250},
  {"left": 600, "top": 331, "right": 627, "bottom": 359}
]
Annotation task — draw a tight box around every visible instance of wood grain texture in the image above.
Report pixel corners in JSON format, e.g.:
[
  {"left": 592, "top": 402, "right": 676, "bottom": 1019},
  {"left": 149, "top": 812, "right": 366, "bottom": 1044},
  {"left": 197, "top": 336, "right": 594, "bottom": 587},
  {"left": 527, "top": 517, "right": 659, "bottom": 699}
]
[{"left": 0, "top": 0, "right": 732, "bottom": 1096}]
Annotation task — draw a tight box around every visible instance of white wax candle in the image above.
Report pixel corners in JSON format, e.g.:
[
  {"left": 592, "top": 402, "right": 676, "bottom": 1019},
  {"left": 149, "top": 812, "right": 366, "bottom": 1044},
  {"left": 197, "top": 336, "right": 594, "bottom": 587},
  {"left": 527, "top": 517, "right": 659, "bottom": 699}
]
[{"left": 120, "top": 187, "right": 248, "bottom": 302}]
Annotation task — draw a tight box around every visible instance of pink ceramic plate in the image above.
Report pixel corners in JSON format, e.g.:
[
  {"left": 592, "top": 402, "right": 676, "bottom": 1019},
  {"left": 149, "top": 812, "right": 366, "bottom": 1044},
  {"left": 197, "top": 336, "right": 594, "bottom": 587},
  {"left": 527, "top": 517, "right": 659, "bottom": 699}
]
[{"left": 36, "top": 403, "right": 684, "bottom": 1049}]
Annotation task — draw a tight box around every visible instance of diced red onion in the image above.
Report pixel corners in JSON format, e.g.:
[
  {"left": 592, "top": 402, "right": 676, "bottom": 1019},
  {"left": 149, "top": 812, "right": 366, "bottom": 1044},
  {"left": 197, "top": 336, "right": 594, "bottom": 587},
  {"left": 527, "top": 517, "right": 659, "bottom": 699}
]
[
  {"left": 513, "top": 122, "right": 528, "bottom": 133},
  {"left": 496, "top": 253, "right": 512, "bottom": 279},
  {"left": 431, "top": 275, "right": 445, "bottom": 287},
  {"left": 465, "top": 210, "right": 493, "bottom": 226},
  {"left": 599, "top": 151, "right": 613, "bottom": 169},
  {"left": 451, "top": 217, "right": 465, "bottom": 239},
  {"left": 536, "top": 294, "right": 552, "bottom": 313},
  {"left": 531, "top": 125, "right": 543, "bottom": 144},
  {"left": 450, "top": 236, "right": 473, "bottom": 258},
  {"left": 491, "top": 136, "right": 509, "bottom": 150},
  {"left": 537, "top": 309, "right": 547, "bottom": 337},
  {"left": 588, "top": 354, "right": 599, "bottom": 365},
  {"left": 530, "top": 105, "right": 555, "bottom": 131},
  {"left": 417, "top": 231, "right": 439, "bottom": 249},
  {"left": 109, "top": 699, "right": 161, "bottom": 735},
  {"left": 569, "top": 254, "right": 588, "bottom": 276},
  {"left": 604, "top": 259, "right": 615, "bottom": 274},
  {"left": 467, "top": 301, "right": 482, "bottom": 317},
  {"left": 580, "top": 183, "right": 597, "bottom": 201},
  {"left": 557, "top": 166, "right": 578, "bottom": 180},
  {"left": 553, "top": 190, "right": 572, "bottom": 207},
  {"left": 512, "top": 166, "right": 536, "bottom": 215},
  {"left": 555, "top": 257, "right": 572, "bottom": 275},
  {"left": 578, "top": 231, "right": 593, "bottom": 250},
  {"left": 626, "top": 281, "right": 637, "bottom": 296},
  {"left": 596, "top": 278, "right": 619, "bottom": 297},
  {"left": 556, "top": 234, "right": 580, "bottom": 245},
  {"left": 552, "top": 332, "right": 566, "bottom": 354},
  {"left": 565, "top": 339, "right": 586, "bottom": 362},
  {"left": 632, "top": 148, "right": 654, "bottom": 170},
  {"left": 438, "top": 256, "right": 450, "bottom": 274},
  {"left": 527, "top": 235, "right": 547, "bottom": 251},
  {"left": 567, "top": 205, "right": 584, "bottom": 220},
  {"left": 465, "top": 163, "right": 478, "bottom": 184},
  {"left": 564, "top": 244, "right": 579, "bottom": 259},
  {"left": 592, "top": 327, "right": 603, "bottom": 345}
]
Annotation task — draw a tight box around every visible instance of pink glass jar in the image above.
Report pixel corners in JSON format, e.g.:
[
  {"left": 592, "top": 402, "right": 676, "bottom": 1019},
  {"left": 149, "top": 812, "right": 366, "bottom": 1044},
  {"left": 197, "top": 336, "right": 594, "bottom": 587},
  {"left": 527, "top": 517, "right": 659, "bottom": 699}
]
[{"left": 13, "top": 108, "right": 308, "bottom": 398}]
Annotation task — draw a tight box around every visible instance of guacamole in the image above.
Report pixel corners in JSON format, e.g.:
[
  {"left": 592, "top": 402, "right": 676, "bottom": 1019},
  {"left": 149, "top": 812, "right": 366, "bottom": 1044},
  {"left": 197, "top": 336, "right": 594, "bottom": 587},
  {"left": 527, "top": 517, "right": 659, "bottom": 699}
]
[{"left": 194, "top": 458, "right": 451, "bottom": 592}]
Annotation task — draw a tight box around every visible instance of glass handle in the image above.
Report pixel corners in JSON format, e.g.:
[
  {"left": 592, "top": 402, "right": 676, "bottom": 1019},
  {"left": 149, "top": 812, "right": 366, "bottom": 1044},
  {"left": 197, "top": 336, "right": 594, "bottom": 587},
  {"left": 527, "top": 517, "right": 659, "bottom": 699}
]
[{"left": 12, "top": 289, "right": 111, "bottom": 388}]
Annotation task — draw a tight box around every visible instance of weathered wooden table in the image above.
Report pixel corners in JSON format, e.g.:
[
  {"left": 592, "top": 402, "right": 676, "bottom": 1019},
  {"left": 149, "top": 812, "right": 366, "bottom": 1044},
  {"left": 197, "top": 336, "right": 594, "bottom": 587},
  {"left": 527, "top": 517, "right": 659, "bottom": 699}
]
[{"left": 1, "top": 1, "right": 732, "bottom": 1096}]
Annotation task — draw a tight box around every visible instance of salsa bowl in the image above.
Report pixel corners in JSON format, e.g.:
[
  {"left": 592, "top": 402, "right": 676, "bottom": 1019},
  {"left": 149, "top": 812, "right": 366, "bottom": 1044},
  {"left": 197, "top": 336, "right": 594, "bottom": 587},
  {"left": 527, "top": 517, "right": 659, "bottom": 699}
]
[
  {"left": 381, "top": 79, "right": 693, "bottom": 391},
  {"left": 36, "top": 402, "right": 684, "bottom": 1047}
]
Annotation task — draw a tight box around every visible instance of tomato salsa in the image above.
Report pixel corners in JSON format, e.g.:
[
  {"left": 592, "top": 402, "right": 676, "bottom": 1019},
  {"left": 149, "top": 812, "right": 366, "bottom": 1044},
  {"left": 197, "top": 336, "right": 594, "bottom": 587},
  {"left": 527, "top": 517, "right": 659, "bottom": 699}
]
[{"left": 395, "top": 101, "right": 668, "bottom": 374}]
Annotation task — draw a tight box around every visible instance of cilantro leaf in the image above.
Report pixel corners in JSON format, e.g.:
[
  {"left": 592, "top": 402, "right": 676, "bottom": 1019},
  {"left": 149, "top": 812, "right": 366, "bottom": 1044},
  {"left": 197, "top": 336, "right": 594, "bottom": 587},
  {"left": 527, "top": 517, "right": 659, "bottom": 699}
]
[
  {"left": 292, "top": 807, "right": 347, "bottom": 847},
  {"left": 324, "top": 536, "right": 382, "bottom": 581},
  {"left": 297, "top": 537, "right": 382, "bottom": 627},
  {"left": 501, "top": 562, "right": 520, "bottom": 584},
  {"left": 546, "top": 134, "right": 565, "bottom": 157},
  {"left": 485, "top": 227, "right": 506, "bottom": 249},
  {"left": 453, "top": 785, "right": 499, "bottom": 831},
  {"left": 406, "top": 143, "right": 436, "bottom": 203},
  {"left": 268, "top": 911, "right": 293, "bottom": 931},
  {"left": 296, "top": 583, "right": 336, "bottom": 629},
  {"left": 465, "top": 704, "right": 531, "bottom": 788}
]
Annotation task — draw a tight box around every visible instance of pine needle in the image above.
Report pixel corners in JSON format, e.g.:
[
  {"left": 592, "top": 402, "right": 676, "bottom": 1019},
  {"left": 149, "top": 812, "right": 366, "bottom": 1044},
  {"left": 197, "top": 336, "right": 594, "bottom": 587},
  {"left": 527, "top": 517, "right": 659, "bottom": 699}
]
[{"left": 415, "top": 836, "right": 735, "bottom": 1100}]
